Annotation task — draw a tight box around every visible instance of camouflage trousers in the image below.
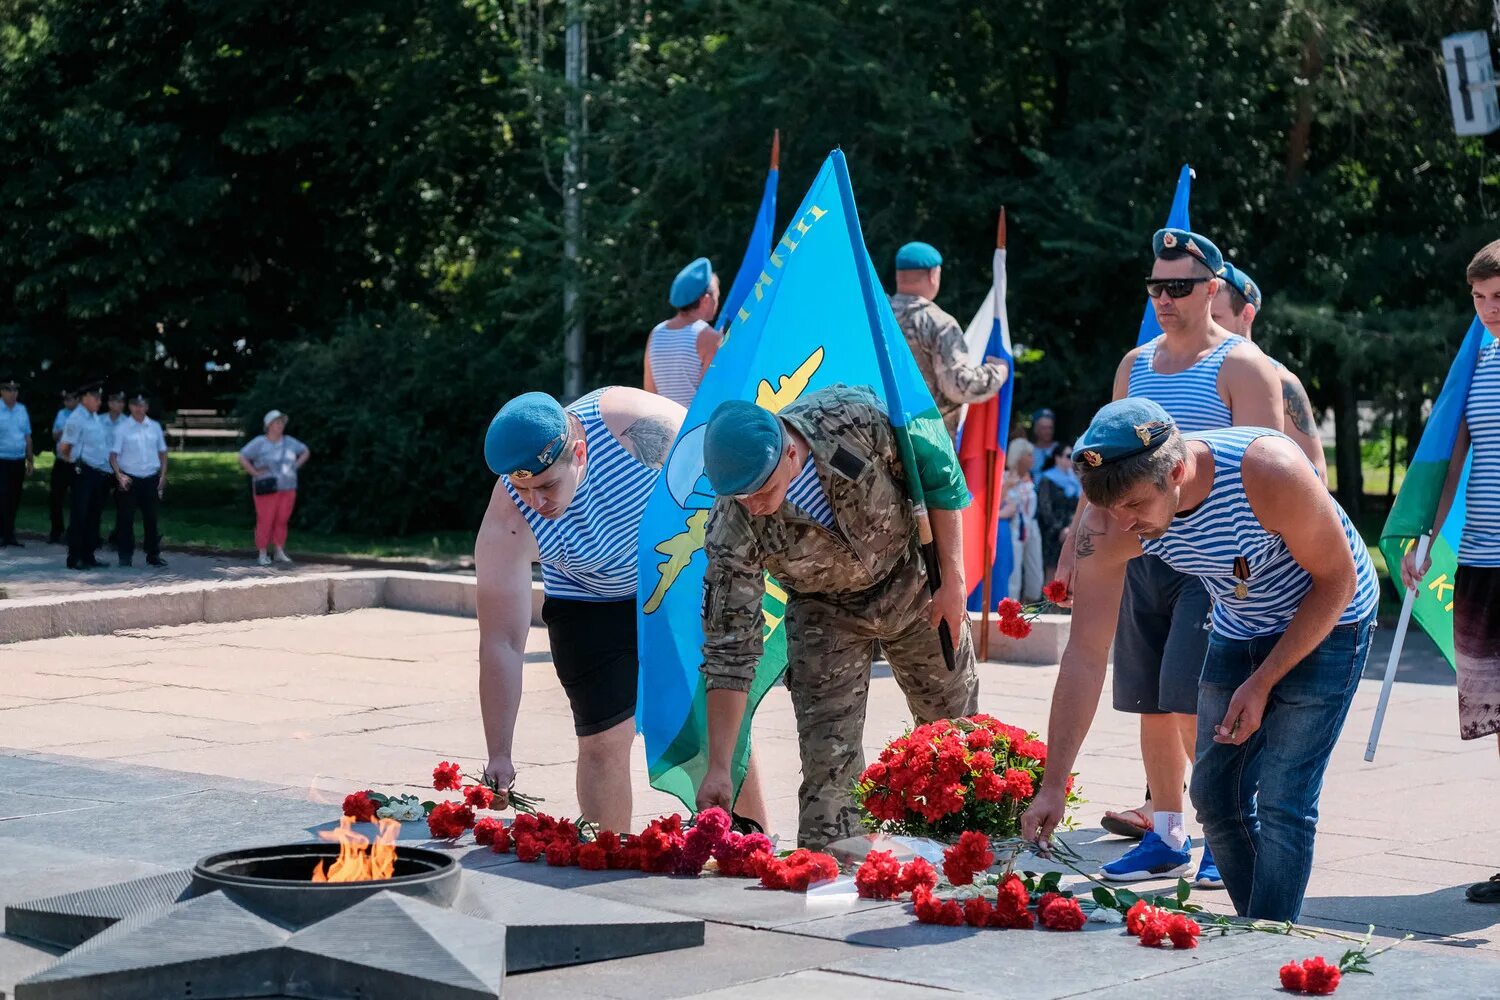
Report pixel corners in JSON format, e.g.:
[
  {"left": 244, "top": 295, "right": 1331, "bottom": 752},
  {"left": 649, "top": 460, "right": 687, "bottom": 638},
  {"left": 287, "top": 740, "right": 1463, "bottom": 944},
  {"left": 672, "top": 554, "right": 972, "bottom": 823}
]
[{"left": 784, "top": 556, "right": 979, "bottom": 849}]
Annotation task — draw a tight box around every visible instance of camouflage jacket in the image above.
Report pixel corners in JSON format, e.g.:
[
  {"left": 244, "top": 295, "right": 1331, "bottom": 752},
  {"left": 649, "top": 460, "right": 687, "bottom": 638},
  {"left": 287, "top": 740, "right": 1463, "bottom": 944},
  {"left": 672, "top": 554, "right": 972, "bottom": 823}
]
[
  {"left": 700, "top": 384, "right": 963, "bottom": 692},
  {"left": 890, "top": 293, "right": 1007, "bottom": 436}
]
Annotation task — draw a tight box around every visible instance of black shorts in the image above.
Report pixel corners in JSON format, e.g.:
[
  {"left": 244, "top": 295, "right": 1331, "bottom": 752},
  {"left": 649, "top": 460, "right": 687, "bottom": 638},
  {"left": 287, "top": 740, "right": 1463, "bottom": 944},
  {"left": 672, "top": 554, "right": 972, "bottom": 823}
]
[
  {"left": 542, "top": 596, "right": 639, "bottom": 737},
  {"left": 1112, "top": 554, "right": 1211, "bottom": 715}
]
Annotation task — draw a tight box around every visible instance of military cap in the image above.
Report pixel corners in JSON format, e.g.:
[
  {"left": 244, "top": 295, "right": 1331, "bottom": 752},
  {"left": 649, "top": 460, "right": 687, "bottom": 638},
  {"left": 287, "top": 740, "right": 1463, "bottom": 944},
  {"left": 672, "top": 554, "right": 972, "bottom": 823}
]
[
  {"left": 895, "top": 241, "right": 943, "bottom": 270},
  {"left": 0, "top": 378, "right": 18, "bottom": 390},
  {"left": 60, "top": 388, "right": 78, "bottom": 401},
  {"left": 1152, "top": 228, "right": 1226, "bottom": 276},
  {"left": 1222, "top": 262, "right": 1262, "bottom": 311},
  {"left": 107, "top": 389, "right": 126, "bottom": 403},
  {"left": 485, "top": 391, "right": 570, "bottom": 479},
  {"left": 703, "top": 399, "right": 784, "bottom": 497},
  {"left": 669, "top": 257, "right": 714, "bottom": 309},
  {"left": 128, "top": 391, "right": 149, "bottom": 405},
  {"left": 1073, "top": 398, "right": 1176, "bottom": 469},
  {"left": 77, "top": 383, "right": 103, "bottom": 398}
]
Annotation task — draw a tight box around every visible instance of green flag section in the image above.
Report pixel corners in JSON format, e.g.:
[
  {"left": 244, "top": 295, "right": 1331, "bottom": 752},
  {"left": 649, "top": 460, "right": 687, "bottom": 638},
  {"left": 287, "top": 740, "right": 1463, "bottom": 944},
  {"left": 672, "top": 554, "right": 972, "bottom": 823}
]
[
  {"left": 635, "top": 150, "right": 960, "bottom": 812},
  {"left": 1378, "top": 318, "right": 1494, "bottom": 667}
]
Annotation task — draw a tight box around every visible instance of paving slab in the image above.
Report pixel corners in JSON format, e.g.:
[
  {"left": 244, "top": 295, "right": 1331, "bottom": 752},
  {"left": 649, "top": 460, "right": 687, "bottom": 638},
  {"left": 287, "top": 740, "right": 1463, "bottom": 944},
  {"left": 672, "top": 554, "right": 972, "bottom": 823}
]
[{"left": 682, "top": 969, "right": 973, "bottom": 999}]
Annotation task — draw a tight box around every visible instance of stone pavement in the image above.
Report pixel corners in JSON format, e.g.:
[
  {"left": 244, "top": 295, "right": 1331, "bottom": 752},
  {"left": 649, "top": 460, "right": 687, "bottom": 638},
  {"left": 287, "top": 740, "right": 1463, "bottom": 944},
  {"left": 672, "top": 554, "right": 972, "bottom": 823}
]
[
  {"left": 1, "top": 608, "right": 1498, "bottom": 997},
  {"left": 0, "top": 537, "right": 351, "bottom": 600}
]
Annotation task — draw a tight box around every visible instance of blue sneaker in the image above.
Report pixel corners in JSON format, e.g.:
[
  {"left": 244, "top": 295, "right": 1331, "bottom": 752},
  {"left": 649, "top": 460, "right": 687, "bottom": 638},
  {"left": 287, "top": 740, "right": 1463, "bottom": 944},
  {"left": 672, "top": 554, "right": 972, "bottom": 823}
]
[
  {"left": 1194, "top": 845, "right": 1224, "bottom": 889},
  {"left": 1099, "top": 831, "right": 1193, "bottom": 883}
]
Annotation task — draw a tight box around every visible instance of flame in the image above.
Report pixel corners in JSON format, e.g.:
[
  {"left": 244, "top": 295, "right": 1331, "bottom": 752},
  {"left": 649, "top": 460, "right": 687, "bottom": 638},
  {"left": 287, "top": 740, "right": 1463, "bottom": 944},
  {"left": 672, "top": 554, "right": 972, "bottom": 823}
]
[{"left": 310, "top": 816, "right": 400, "bottom": 882}]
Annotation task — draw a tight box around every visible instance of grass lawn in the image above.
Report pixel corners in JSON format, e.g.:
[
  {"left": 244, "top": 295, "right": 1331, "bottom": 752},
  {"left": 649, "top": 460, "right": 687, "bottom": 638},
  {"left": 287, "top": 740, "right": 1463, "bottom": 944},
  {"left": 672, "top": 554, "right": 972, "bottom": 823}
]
[{"left": 15, "top": 452, "right": 475, "bottom": 562}]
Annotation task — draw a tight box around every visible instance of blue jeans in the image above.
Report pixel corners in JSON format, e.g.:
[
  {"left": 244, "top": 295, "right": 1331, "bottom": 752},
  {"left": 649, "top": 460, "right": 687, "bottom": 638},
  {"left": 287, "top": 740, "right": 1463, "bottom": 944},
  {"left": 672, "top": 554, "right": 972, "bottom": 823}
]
[{"left": 1190, "top": 615, "right": 1374, "bottom": 921}]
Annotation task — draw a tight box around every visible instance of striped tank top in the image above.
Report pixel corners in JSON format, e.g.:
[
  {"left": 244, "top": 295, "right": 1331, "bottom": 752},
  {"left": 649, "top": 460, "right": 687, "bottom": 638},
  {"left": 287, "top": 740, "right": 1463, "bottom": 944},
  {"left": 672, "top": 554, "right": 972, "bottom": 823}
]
[
  {"left": 1127, "top": 334, "right": 1244, "bottom": 432},
  {"left": 1461, "top": 339, "right": 1500, "bottom": 566},
  {"left": 784, "top": 459, "right": 836, "bottom": 530},
  {"left": 503, "top": 388, "right": 659, "bottom": 601},
  {"left": 647, "top": 319, "right": 712, "bottom": 408},
  {"left": 1141, "top": 428, "right": 1379, "bottom": 640}
]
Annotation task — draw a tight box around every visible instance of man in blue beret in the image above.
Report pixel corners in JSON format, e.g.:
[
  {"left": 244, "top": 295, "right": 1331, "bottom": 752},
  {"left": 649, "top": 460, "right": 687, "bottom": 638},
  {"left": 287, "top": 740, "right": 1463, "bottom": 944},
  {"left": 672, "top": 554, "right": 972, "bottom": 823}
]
[
  {"left": 1051, "top": 228, "right": 1281, "bottom": 889},
  {"left": 889, "top": 241, "right": 1008, "bottom": 439},
  {"left": 645, "top": 256, "right": 722, "bottom": 409},
  {"left": 1022, "top": 398, "right": 1377, "bottom": 923},
  {"left": 1211, "top": 262, "right": 1328, "bottom": 482},
  {"left": 475, "top": 383, "right": 767, "bottom": 834},
  {"left": 693, "top": 383, "right": 979, "bottom": 849}
]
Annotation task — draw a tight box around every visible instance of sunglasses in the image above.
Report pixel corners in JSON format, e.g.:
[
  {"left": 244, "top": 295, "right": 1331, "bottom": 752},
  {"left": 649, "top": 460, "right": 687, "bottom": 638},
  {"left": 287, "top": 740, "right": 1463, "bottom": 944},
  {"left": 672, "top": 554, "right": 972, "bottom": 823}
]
[{"left": 1145, "top": 277, "right": 1213, "bottom": 299}]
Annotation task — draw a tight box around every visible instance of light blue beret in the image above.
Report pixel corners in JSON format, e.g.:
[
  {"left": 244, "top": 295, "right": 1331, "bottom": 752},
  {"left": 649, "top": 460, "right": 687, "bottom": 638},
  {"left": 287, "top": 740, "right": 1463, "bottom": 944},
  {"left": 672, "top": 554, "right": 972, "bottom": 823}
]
[
  {"left": 894, "top": 241, "right": 943, "bottom": 270},
  {"left": 485, "top": 392, "right": 569, "bottom": 478},
  {"left": 1152, "top": 228, "right": 1226, "bottom": 277},
  {"left": 1073, "top": 398, "right": 1176, "bottom": 469},
  {"left": 1221, "top": 262, "right": 1263, "bottom": 311},
  {"left": 703, "top": 400, "right": 784, "bottom": 497},
  {"left": 669, "top": 257, "right": 714, "bottom": 309}
]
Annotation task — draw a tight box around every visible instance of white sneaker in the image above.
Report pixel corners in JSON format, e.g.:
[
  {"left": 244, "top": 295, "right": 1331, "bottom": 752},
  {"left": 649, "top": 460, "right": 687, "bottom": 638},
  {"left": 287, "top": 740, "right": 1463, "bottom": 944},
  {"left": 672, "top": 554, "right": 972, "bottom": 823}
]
[
  {"left": 257, "top": 551, "right": 272, "bottom": 567},
  {"left": 272, "top": 547, "right": 293, "bottom": 564}
]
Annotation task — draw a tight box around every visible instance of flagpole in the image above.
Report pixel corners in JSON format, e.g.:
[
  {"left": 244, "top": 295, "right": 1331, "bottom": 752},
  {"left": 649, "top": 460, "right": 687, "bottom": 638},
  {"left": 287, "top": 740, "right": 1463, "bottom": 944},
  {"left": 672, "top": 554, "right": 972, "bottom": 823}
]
[
  {"left": 830, "top": 149, "right": 956, "bottom": 672},
  {"left": 979, "top": 208, "right": 1007, "bottom": 662},
  {"left": 770, "top": 128, "right": 780, "bottom": 172},
  {"left": 1365, "top": 534, "right": 1429, "bottom": 762}
]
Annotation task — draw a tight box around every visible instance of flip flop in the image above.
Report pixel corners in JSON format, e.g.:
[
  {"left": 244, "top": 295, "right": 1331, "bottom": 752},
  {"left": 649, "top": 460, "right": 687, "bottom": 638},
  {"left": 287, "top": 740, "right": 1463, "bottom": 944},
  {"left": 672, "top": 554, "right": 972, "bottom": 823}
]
[
  {"left": 1467, "top": 874, "right": 1500, "bottom": 904},
  {"left": 1100, "top": 807, "right": 1153, "bottom": 840}
]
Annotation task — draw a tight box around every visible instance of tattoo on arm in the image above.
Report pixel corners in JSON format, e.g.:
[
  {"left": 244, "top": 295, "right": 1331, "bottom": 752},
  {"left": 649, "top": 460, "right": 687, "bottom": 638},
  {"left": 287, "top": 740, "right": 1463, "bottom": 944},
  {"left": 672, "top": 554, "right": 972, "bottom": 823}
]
[
  {"left": 1282, "top": 379, "right": 1318, "bottom": 437},
  {"left": 1073, "top": 523, "right": 1102, "bottom": 560},
  {"left": 621, "top": 415, "right": 675, "bottom": 469}
]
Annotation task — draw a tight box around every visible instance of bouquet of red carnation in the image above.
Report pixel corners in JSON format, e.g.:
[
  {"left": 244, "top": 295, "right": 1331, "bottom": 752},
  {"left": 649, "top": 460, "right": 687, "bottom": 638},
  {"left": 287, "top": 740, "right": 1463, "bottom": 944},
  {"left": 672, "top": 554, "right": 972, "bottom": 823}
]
[{"left": 855, "top": 714, "right": 1079, "bottom": 840}]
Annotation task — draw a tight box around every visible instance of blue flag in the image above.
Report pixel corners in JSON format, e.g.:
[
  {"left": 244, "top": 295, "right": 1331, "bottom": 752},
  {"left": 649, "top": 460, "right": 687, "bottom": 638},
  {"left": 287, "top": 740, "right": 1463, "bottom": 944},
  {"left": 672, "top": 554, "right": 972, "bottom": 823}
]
[
  {"left": 717, "top": 139, "right": 780, "bottom": 334},
  {"left": 636, "top": 150, "right": 959, "bottom": 810},
  {"left": 1136, "top": 165, "right": 1194, "bottom": 347}
]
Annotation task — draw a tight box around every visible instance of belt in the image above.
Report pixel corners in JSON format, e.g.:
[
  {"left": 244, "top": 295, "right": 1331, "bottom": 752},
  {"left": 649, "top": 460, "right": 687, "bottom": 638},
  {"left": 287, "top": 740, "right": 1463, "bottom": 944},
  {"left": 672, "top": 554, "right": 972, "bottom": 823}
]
[{"left": 120, "top": 468, "right": 160, "bottom": 478}]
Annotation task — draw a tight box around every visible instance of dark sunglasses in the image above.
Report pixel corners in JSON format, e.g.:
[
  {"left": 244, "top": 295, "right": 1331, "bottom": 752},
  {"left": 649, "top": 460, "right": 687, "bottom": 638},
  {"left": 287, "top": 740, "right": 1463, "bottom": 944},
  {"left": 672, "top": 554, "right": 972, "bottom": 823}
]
[{"left": 1144, "top": 277, "right": 1213, "bottom": 299}]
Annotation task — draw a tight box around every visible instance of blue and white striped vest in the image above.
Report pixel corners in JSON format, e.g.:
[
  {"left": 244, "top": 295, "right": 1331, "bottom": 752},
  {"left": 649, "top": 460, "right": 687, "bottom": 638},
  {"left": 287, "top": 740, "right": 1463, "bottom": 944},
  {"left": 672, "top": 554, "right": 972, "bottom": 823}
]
[{"left": 1127, "top": 334, "right": 1243, "bottom": 432}]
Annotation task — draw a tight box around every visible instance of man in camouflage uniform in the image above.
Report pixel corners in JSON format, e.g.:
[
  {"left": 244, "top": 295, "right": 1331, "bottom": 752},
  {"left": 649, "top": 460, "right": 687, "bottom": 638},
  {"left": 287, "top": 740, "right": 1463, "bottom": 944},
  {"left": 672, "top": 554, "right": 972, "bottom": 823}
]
[
  {"left": 889, "top": 241, "right": 1009, "bottom": 438},
  {"left": 694, "top": 384, "right": 979, "bottom": 849}
]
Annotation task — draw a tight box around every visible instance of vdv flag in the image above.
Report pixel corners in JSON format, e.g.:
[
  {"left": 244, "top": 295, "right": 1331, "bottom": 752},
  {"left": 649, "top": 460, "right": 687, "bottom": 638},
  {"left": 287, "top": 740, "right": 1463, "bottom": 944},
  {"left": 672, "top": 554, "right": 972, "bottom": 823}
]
[
  {"left": 637, "top": 150, "right": 956, "bottom": 810},
  {"left": 959, "top": 211, "right": 1016, "bottom": 610},
  {"left": 1136, "top": 165, "right": 1194, "bottom": 347},
  {"left": 717, "top": 131, "right": 780, "bottom": 334},
  {"left": 1378, "top": 318, "right": 1494, "bottom": 667}
]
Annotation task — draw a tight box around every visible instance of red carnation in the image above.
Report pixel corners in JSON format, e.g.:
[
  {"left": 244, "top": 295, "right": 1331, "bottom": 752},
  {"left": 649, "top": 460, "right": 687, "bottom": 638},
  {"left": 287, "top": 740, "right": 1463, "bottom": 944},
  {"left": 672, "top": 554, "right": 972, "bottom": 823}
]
[
  {"left": 1016, "top": 739, "right": 1048, "bottom": 763},
  {"left": 1300, "top": 957, "right": 1342, "bottom": 996},
  {"left": 472, "top": 817, "right": 505, "bottom": 847},
  {"left": 965, "top": 727, "right": 994, "bottom": 751},
  {"left": 1166, "top": 913, "right": 1200, "bottom": 949},
  {"left": 463, "top": 785, "right": 494, "bottom": 810},
  {"left": 511, "top": 813, "right": 540, "bottom": 838},
  {"left": 898, "top": 857, "right": 938, "bottom": 895},
  {"left": 963, "top": 896, "right": 995, "bottom": 928},
  {"left": 996, "top": 597, "right": 1023, "bottom": 619},
  {"left": 342, "top": 790, "right": 377, "bottom": 823},
  {"left": 432, "top": 761, "right": 463, "bottom": 792},
  {"left": 514, "top": 833, "right": 544, "bottom": 862},
  {"left": 1126, "top": 900, "right": 1161, "bottom": 936},
  {"left": 855, "top": 850, "right": 904, "bottom": 900},
  {"left": 1279, "top": 962, "right": 1308, "bottom": 992},
  {"left": 941, "top": 831, "right": 995, "bottom": 886},
  {"left": 1043, "top": 579, "right": 1069, "bottom": 605},
  {"left": 426, "top": 800, "right": 475, "bottom": 841},
  {"left": 577, "top": 843, "right": 608, "bottom": 871},
  {"left": 990, "top": 874, "right": 1035, "bottom": 929},
  {"left": 999, "top": 615, "right": 1032, "bottom": 639},
  {"left": 714, "top": 832, "right": 773, "bottom": 878},
  {"left": 489, "top": 824, "right": 512, "bottom": 854},
  {"left": 546, "top": 839, "right": 578, "bottom": 867},
  {"left": 1039, "top": 895, "right": 1086, "bottom": 931},
  {"left": 912, "top": 886, "right": 964, "bottom": 926},
  {"left": 1138, "top": 911, "right": 1170, "bottom": 948},
  {"left": 1002, "top": 768, "right": 1035, "bottom": 800},
  {"left": 973, "top": 771, "right": 1005, "bottom": 802}
]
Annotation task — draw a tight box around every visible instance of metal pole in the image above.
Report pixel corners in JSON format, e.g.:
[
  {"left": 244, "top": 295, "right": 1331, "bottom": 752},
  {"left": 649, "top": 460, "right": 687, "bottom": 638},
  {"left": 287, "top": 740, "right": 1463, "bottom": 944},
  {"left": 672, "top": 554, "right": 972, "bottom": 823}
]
[
  {"left": 561, "top": 0, "right": 585, "bottom": 400},
  {"left": 1365, "top": 534, "right": 1429, "bottom": 761},
  {"left": 979, "top": 448, "right": 997, "bottom": 661}
]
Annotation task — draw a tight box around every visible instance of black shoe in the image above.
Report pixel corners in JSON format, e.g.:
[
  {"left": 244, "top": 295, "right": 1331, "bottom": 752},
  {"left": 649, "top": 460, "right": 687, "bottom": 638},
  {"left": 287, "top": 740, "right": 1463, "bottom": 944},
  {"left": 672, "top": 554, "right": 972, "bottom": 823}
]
[
  {"left": 67, "top": 559, "right": 88, "bottom": 571},
  {"left": 146, "top": 556, "right": 167, "bottom": 568},
  {"left": 118, "top": 558, "right": 133, "bottom": 568},
  {"left": 81, "top": 557, "right": 102, "bottom": 569}
]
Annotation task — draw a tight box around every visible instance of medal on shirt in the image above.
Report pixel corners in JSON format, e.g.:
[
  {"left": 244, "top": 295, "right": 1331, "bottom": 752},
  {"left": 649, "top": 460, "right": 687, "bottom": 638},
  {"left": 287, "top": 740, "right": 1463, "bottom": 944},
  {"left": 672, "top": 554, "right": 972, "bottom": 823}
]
[{"left": 1232, "top": 556, "right": 1250, "bottom": 600}]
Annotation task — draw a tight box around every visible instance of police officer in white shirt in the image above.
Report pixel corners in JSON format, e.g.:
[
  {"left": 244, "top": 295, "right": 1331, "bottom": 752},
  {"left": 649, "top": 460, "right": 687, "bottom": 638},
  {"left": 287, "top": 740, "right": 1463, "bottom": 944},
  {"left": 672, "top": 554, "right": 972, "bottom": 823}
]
[
  {"left": 58, "top": 384, "right": 112, "bottom": 570},
  {"left": 109, "top": 391, "right": 169, "bottom": 568},
  {"left": 102, "top": 389, "right": 128, "bottom": 550},
  {"left": 0, "top": 377, "right": 33, "bottom": 547}
]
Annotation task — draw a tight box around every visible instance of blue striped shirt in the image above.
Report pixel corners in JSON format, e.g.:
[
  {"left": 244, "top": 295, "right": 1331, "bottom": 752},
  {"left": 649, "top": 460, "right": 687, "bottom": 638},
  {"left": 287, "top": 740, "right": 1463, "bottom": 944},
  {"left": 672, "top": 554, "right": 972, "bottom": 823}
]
[
  {"left": 1142, "top": 428, "right": 1379, "bottom": 639},
  {"left": 1127, "top": 335, "right": 1244, "bottom": 432},
  {"left": 503, "top": 388, "right": 659, "bottom": 600},
  {"left": 647, "top": 320, "right": 711, "bottom": 408},
  {"left": 784, "top": 459, "right": 836, "bottom": 530},
  {"left": 1461, "top": 340, "right": 1500, "bottom": 566}
]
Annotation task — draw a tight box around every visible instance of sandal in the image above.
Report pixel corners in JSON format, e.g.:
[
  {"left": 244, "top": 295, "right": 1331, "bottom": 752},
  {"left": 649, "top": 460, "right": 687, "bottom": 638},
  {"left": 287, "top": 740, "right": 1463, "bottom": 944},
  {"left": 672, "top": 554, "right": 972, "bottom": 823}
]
[
  {"left": 1467, "top": 874, "right": 1500, "bottom": 903},
  {"left": 1100, "top": 807, "right": 1153, "bottom": 840}
]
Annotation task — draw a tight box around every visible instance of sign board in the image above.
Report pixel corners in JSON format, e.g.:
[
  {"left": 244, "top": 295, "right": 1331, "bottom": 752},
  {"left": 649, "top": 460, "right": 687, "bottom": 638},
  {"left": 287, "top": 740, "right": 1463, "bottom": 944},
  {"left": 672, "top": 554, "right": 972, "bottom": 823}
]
[{"left": 1444, "top": 31, "right": 1500, "bottom": 136}]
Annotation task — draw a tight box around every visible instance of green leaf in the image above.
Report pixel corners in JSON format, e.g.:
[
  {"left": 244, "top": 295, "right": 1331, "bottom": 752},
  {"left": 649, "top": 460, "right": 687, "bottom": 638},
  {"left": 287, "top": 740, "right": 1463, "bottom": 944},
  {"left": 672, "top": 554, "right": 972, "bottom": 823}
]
[
  {"left": 421, "top": 800, "right": 437, "bottom": 815},
  {"left": 1039, "top": 871, "right": 1062, "bottom": 894},
  {"left": 1092, "top": 887, "right": 1117, "bottom": 910},
  {"left": 367, "top": 792, "right": 390, "bottom": 806},
  {"left": 1176, "top": 878, "right": 1191, "bottom": 906},
  {"left": 1115, "top": 889, "right": 1140, "bottom": 909}
]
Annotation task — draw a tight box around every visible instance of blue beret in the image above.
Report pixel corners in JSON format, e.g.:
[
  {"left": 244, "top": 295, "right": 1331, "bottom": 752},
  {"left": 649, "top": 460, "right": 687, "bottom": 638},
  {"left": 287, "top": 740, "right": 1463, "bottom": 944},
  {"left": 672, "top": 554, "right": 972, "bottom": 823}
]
[
  {"left": 894, "top": 241, "right": 943, "bottom": 270},
  {"left": 1222, "top": 262, "right": 1262, "bottom": 311},
  {"left": 669, "top": 257, "right": 714, "bottom": 309},
  {"left": 485, "top": 391, "right": 570, "bottom": 478},
  {"left": 1152, "top": 228, "right": 1226, "bottom": 277},
  {"left": 703, "top": 400, "right": 784, "bottom": 497},
  {"left": 1073, "top": 398, "right": 1176, "bottom": 469}
]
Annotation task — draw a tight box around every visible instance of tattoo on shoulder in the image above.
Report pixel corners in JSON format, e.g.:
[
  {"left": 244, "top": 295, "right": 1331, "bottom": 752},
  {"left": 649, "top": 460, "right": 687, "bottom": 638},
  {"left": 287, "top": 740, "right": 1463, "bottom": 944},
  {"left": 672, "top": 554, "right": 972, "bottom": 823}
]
[
  {"left": 1074, "top": 523, "right": 1103, "bottom": 560},
  {"left": 1281, "top": 379, "right": 1318, "bottom": 436},
  {"left": 622, "top": 415, "right": 674, "bottom": 469}
]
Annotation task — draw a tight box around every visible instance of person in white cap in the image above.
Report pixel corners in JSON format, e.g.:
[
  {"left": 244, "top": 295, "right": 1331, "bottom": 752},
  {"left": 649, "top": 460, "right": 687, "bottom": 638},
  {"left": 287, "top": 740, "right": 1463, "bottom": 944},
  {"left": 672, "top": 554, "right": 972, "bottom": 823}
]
[
  {"left": 644, "top": 257, "right": 721, "bottom": 408},
  {"left": 237, "top": 409, "right": 310, "bottom": 566}
]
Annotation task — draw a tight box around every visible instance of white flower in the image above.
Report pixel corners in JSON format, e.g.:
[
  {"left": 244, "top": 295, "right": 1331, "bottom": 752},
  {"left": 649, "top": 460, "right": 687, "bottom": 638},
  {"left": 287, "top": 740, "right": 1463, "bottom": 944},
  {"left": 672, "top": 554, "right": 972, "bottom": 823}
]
[
  {"left": 1088, "top": 906, "right": 1124, "bottom": 924},
  {"left": 377, "top": 795, "right": 426, "bottom": 822}
]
